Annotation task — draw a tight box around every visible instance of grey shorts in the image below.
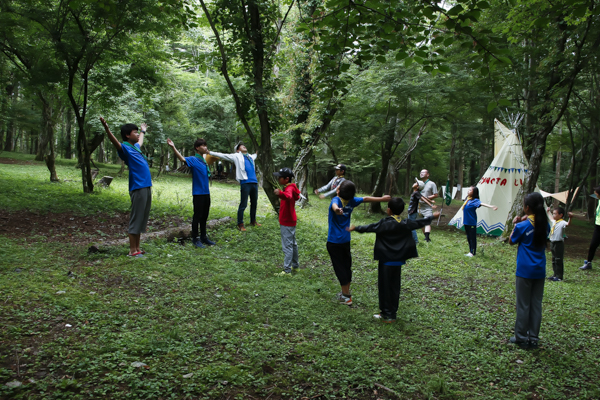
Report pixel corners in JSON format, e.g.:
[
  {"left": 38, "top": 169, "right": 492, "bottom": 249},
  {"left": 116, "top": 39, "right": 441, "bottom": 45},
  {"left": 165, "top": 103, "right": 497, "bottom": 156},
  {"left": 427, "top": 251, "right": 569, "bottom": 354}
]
[
  {"left": 419, "top": 208, "right": 433, "bottom": 218},
  {"left": 129, "top": 187, "right": 152, "bottom": 234}
]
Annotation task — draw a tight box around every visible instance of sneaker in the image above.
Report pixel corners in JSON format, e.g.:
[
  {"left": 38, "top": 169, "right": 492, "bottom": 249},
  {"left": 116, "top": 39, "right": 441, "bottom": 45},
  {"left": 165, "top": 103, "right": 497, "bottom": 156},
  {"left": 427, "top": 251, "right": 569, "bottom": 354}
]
[
  {"left": 465, "top": 253, "right": 474, "bottom": 257},
  {"left": 237, "top": 223, "right": 247, "bottom": 232},
  {"left": 201, "top": 237, "right": 216, "bottom": 246},
  {"left": 192, "top": 238, "right": 206, "bottom": 248},
  {"left": 548, "top": 276, "right": 562, "bottom": 282},
  {"left": 425, "top": 238, "right": 432, "bottom": 243},
  {"left": 336, "top": 292, "right": 352, "bottom": 306},
  {"left": 547, "top": 275, "right": 556, "bottom": 280},
  {"left": 529, "top": 341, "right": 539, "bottom": 349},
  {"left": 509, "top": 336, "right": 529, "bottom": 349},
  {"left": 580, "top": 261, "right": 592, "bottom": 270},
  {"left": 373, "top": 314, "right": 395, "bottom": 323},
  {"left": 250, "top": 221, "right": 262, "bottom": 227}
]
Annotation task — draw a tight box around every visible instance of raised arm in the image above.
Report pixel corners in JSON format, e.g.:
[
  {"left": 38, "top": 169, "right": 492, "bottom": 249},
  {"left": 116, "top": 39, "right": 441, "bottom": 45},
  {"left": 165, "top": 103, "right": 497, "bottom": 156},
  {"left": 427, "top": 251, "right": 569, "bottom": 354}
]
[
  {"left": 167, "top": 138, "right": 187, "bottom": 164},
  {"left": 480, "top": 203, "right": 498, "bottom": 211},
  {"left": 138, "top": 122, "right": 148, "bottom": 147},
  {"left": 100, "top": 117, "right": 121, "bottom": 151},
  {"left": 363, "top": 195, "right": 392, "bottom": 203},
  {"left": 315, "top": 176, "right": 335, "bottom": 195},
  {"left": 567, "top": 212, "right": 574, "bottom": 226}
]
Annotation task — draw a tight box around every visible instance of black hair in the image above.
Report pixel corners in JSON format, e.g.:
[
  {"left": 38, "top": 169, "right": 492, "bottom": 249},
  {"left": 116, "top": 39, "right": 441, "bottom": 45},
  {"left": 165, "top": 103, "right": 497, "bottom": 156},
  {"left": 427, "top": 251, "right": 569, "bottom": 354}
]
[
  {"left": 470, "top": 186, "right": 480, "bottom": 199},
  {"left": 120, "top": 123, "right": 139, "bottom": 141},
  {"left": 554, "top": 206, "right": 565, "bottom": 217},
  {"left": 595, "top": 186, "right": 600, "bottom": 195},
  {"left": 338, "top": 180, "right": 356, "bottom": 200},
  {"left": 194, "top": 138, "right": 207, "bottom": 150},
  {"left": 524, "top": 192, "right": 547, "bottom": 247},
  {"left": 388, "top": 197, "right": 405, "bottom": 215}
]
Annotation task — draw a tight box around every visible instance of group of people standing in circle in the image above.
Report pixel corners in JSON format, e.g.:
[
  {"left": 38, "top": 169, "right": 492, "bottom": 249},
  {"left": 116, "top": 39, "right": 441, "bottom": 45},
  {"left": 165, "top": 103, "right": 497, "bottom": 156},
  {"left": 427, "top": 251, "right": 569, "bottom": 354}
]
[{"left": 100, "top": 117, "right": 596, "bottom": 346}]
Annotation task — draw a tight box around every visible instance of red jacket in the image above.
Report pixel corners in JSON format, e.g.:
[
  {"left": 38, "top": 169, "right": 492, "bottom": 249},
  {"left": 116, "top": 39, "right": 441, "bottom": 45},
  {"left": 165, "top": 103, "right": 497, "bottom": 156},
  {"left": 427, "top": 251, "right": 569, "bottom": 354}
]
[{"left": 278, "top": 183, "right": 301, "bottom": 226}]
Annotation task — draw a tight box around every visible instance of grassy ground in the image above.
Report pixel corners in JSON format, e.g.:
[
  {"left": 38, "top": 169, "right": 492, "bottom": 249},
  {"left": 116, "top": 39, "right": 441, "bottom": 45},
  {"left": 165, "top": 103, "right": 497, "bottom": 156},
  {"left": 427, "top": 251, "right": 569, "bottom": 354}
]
[{"left": 1, "top": 152, "right": 599, "bottom": 400}]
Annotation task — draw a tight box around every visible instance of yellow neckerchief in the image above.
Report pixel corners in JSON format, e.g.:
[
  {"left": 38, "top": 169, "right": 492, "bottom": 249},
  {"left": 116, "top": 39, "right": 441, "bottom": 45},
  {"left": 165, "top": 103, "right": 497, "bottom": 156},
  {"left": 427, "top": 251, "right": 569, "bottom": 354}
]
[
  {"left": 391, "top": 215, "right": 402, "bottom": 223},
  {"left": 340, "top": 198, "right": 350, "bottom": 208},
  {"left": 460, "top": 196, "right": 474, "bottom": 210},
  {"left": 550, "top": 218, "right": 563, "bottom": 235},
  {"left": 527, "top": 214, "right": 535, "bottom": 226}
]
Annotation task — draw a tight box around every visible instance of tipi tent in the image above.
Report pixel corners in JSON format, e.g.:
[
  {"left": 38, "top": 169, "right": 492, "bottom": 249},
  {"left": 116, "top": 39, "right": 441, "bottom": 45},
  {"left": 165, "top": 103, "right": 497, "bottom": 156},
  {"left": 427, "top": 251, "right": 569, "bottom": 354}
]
[{"left": 449, "top": 119, "right": 530, "bottom": 236}]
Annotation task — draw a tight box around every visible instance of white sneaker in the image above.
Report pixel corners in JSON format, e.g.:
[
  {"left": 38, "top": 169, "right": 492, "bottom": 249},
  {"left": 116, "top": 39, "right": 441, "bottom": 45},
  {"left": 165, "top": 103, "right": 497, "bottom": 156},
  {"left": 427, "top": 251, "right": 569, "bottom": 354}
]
[{"left": 465, "top": 253, "right": 474, "bottom": 257}]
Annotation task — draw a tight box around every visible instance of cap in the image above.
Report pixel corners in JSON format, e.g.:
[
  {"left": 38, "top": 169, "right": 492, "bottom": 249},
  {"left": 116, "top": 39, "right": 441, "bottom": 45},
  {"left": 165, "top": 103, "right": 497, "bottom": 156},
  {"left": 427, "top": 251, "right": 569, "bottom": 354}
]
[
  {"left": 334, "top": 164, "right": 347, "bottom": 171},
  {"left": 273, "top": 167, "right": 294, "bottom": 179},
  {"left": 234, "top": 142, "right": 244, "bottom": 152},
  {"left": 414, "top": 178, "right": 424, "bottom": 190}
]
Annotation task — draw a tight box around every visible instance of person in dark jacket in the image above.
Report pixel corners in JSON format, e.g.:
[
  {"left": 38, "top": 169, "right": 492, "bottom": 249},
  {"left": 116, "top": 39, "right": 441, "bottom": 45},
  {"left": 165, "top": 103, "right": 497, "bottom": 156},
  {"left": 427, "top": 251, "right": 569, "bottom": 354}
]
[{"left": 348, "top": 197, "right": 439, "bottom": 322}]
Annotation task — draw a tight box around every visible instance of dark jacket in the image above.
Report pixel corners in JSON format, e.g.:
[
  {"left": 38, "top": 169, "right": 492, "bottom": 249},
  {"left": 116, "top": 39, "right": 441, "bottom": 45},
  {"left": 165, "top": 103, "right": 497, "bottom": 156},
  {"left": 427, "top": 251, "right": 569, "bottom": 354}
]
[{"left": 354, "top": 216, "right": 433, "bottom": 262}]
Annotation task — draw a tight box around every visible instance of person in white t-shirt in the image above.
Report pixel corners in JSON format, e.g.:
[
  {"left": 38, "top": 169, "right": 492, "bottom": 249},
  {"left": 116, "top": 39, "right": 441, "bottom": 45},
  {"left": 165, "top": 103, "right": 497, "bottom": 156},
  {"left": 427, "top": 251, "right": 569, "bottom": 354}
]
[{"left": 548, "top": 207, "right": 573, "bottom": 281}]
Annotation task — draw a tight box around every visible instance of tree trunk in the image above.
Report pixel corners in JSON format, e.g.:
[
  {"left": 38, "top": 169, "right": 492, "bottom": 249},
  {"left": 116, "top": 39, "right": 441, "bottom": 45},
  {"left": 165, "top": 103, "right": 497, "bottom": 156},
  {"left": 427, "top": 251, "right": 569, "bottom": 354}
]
[
  {"left": 456, "top": 148, "right": 464, "bottom": 199},
  {"left": 448, "top": 131, "right": 456, "bottom": 190},
  {"left": 65, "top": 108, "right": 73, "bottom": 159},
  {"left": 39, "top": 96, "right": 58, "bottom": 181},
  {"left": 405, "top": 151, "right": 412, "bottom": 195},
  {"left": 554, "top": 149, "right": 561, "bottom": 208},
  {"left": 3, "top": 84, "right": 16, "bottom": 152}
]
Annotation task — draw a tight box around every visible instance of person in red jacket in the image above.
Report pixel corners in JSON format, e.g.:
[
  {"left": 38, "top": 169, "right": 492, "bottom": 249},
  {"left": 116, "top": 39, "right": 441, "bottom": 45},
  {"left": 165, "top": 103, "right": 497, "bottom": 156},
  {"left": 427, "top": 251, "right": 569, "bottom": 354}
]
[{"left": 273, "top": 168, "right": 301, "bottom": 274}]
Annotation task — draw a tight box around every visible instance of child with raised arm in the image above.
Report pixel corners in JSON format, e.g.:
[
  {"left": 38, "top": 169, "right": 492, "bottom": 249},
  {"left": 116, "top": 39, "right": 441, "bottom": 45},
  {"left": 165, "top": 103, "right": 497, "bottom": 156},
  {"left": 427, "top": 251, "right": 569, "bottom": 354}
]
[
  {"left": 548, "top": 207, "right": 573, "bottom": 281},
  {"left": 100, "top": 117, "right": 151, "bottom": 257},
  {"left": 461, "top": 186, "right": 498, "bottom": 257},
  {"left": 327, "top": 180, "right": 391, "bottom": 306},
  {"left": 167, "top": 138, "right": 215, "bottom": 248},
  {"left": 273, "top": 168, "right": 301, "bottom": 274},
  {"left": 349, "top": 198, "right": 439, "bottom": 322}
]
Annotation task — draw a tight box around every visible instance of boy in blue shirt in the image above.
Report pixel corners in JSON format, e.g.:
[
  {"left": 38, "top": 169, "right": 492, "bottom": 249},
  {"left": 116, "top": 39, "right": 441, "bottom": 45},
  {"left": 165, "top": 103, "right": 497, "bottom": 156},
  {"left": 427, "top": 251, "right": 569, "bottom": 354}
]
[
  {"left": 209, "top": 143, "right": 260, "bottom": 231},
  {"left": 327, "top": 180, "right": 390, "bottom": 305},
  {"left": 100, "top": 117, "right": 152, "bottom": 257},
  {"left": 167, "top": 138, "right": 215, "bottom": 248}
]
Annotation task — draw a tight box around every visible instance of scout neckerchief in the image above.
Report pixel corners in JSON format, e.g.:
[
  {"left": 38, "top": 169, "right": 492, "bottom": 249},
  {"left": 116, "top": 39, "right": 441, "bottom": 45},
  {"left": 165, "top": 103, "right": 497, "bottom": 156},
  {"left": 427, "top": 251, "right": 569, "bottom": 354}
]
[
  {"left": 333, "top": 175, "right": 345, "bottom": 188},
  {"left": 340, "top": 198, "right": 350, "bottom": 208},
  {"left": 460, "top": 196, "right": 474, "bottom": 210},
  {"left": 550, "top": 218, "right": 563, "bottom": 236},
  {"left": 195, "top": 153, "right": 211, "bottom": 178},
  {"left": 391, "top": 215, "right": 403, "bottom": 223},
  {"left": 243, "top": 153, "right": 254, "bottom": 166},
  {"left": 122, "top": 141, "right": 148, "bottom": 162},
  {"left": 527, "top": 214, "right": 535, "bottom": 226}
]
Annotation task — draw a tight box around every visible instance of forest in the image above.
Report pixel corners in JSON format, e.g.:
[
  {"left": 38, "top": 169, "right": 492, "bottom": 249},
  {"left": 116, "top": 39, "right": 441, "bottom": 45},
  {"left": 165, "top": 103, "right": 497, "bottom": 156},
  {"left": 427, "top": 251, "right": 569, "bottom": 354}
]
[{"left": 1, "top": 0, "right": 600, "bottom": 399}]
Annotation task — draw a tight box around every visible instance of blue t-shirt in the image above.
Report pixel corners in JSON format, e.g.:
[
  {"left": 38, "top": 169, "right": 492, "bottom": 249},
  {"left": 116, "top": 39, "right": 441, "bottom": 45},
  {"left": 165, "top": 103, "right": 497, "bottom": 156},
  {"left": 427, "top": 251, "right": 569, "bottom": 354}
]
[
  {"left": 384, "top": 261, "right": 405, "bottom": 267},
  {"left": 463, "top": 199, "right": 481, "bottom": 226},
  {"left": 185, "top": 156, "right": 210, "bottom": 195},
  {"left": 240, "top": 155, "right": 257, "bottom": 184},
  {"left": 327, "top": 197, "right": 364, "bottom": 243},
  {"left": 511, "top": 219, "right": 549, "bottom": 279},
  {"left": 118, "top": 143, "right": 152, "bottom": 192}
]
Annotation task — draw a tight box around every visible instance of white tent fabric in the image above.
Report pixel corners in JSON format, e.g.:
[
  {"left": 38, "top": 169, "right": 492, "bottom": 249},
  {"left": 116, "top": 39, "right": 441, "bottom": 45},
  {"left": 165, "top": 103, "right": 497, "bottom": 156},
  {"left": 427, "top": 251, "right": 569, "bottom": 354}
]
[
  {"left": 449, "top": 119, "right": 530, "bottom": 236},
  {"left": 539, "top": 187, "right": 580, "bottom": 204}
]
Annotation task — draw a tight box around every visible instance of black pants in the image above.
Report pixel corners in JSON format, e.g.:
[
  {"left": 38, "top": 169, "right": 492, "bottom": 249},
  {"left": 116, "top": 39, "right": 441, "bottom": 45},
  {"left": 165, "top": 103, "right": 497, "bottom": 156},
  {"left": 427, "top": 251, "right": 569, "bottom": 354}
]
[
  {"left": 192, "top": 194, "right": 211, "bottom": 239},
  {"left": 378, "top": 261, "right": 402, "bottom": 319},
  {"left": 587, "top": 224, "right": 600, "bottom": 262},
  {"left": 327, "top": 242, "right": 352, "bottom": 286},
  {"left": 464, "top": 225, "right": 477, "bottom": 255},
  {"left": 551, "top": 241, "right": 564, "bottom": 279}
]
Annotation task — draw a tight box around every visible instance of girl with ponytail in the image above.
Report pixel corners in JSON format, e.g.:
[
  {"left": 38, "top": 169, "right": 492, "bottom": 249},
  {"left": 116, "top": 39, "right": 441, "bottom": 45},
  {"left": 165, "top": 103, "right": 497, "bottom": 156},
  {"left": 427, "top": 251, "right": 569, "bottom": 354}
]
[{"left": 508, "top": 192, "right": 550, "bottom": 349}]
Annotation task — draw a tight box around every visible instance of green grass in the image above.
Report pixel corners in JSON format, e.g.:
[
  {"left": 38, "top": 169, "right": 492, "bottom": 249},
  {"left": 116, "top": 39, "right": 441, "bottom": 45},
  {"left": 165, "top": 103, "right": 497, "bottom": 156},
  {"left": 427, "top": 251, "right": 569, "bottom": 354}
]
[{"left": 1, "top": 152, "right": 599, "bottom": 399}]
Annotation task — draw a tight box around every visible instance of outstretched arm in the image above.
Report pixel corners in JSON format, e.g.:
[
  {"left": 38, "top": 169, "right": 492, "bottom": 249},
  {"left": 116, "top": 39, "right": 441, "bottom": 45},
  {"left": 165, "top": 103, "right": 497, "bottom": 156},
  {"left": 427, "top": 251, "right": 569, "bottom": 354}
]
[
  {"left": 167, "top": 139, "right": 187, "bottom": 164},
  {"left": 138, "top": 122, "right": 148, "bottom": 147},
  {"left": 363, "top": 195, "right": 392, "bottom": 203},
  {"left": 480, "top": 203, "right": 498, "bottom": 211},
  {"left": 100, "top": 117, "right": 122, "bottom": 151}
]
